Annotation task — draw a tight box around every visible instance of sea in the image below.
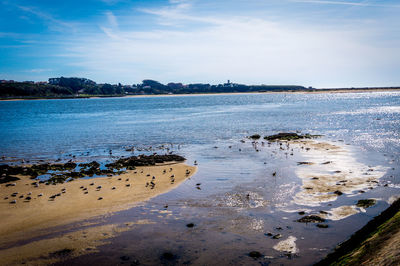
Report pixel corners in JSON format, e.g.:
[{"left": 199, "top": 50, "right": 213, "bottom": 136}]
[{"left": 1, "top": 91, "right": 400, "bottom": 265}]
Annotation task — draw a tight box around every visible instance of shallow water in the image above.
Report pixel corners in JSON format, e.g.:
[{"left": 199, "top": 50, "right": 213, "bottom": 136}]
[{"left": 1, "top": 92, "right": 400, "bottom": 265}]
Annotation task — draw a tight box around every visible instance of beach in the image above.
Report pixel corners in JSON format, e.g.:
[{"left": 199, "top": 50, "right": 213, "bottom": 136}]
[
  {"left": 1, "top": 91, "right": 399, "bottom": 265},
  {"left": 0, "top": 163, "right": 196, "bottom": 265}
]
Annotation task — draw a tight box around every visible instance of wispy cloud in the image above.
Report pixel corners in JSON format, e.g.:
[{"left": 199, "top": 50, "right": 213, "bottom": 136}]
[
  {"left": 106, "top": 11, "right": 118, "bottom": 28},
  {"left": 139, "top": 0, "right": 197, "bottom": 26},
  {"left": 291, "top": 0, "right": 400, "bottom": 8},
  {"left": 24, "top": 68, "right": 53, "bottom": 73},
  {"left": 16, "top": 5, "right": 77, "bottom": 32}
]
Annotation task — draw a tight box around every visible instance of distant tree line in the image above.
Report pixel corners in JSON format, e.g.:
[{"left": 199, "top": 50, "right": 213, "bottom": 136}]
[{"left": 0, "top": 77, "right": 308, "bottom": 98}]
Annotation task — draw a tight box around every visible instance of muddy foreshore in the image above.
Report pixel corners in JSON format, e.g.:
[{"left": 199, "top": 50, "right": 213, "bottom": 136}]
[{"left": 1, "top": 133, "right": 398, "bottom": 265}]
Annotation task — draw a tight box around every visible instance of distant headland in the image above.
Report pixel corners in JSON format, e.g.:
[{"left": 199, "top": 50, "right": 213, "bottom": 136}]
[{"left": 1, "top": 77, "right": 399, "bottom": 100}]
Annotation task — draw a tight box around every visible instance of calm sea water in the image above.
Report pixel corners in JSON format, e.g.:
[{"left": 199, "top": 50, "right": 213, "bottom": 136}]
[
  {"left": 1, "top": 92, "right": 400, "bottom": 265},
  {"left": 1, "top": 92, "right": 400, "bottom": 160}
]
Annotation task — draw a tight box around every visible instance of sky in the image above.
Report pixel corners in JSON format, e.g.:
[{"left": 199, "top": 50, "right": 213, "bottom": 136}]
[{"left": 0, "top": 0, "right": 399, "bottom": 88}]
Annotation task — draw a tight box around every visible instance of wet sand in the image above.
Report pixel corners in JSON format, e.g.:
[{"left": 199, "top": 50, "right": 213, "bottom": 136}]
[
  {"left": 288, "top": 140, "right": 387, "bottom": 220},
  {"left": 0, "top": 163, "right": 196, "bottom": 248}
]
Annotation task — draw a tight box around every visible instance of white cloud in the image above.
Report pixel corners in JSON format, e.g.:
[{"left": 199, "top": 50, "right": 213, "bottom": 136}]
[{"left": 60, "top": 1, "right": 400, "bottom": 87}]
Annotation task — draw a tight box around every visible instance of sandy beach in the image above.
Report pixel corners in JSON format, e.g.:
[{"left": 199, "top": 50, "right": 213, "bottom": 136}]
[{"left": 0, "top": 163, "right": 196, "bottom": 249}]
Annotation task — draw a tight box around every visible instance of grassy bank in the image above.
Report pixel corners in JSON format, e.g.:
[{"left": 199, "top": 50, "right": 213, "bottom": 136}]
[{"left": 316, "top": 198, "right": 400, "bottom": 265}]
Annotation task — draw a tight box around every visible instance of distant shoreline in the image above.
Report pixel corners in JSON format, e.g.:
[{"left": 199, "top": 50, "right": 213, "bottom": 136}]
[{"left": 1, "top": 87, "right": 400, "bottom": 101}]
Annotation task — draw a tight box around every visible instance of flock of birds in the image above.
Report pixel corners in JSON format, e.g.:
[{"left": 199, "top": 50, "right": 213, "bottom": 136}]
[{"left": 4, "top": 164, "right": 195, "bottom": 204}]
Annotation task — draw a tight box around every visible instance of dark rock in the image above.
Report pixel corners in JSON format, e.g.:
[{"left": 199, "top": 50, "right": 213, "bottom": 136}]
[
  {"left": 120, "top": 255, "right": 130, "bottom": 261},
  {"left": 317, "top": 224, "right": 329, "bottom": 228},
  {"left": 297, "top": 162, "right": 313, "bottom": 165},
  {"left": 356, "top": 199, "right": 376, "bottom": 208},
  {"left": 334, "top": 190, "right": 343, "bottom": 196},
  {"left": 161, "top": 252, "right": 175, "bottom": 260},
  {"left": 297, "top": 215, "right": 326, "bottom": 223},
  {"left": 186, "top": 223, "right": 195, "bottom": 228},
  {"left": 0, "top": 175, "right": 20, "bottom": 184},
  {"left": 264, "top": 132, "right": 321, "bottom": 141},
  {"left": 248, "top": 251, "right": 262, "bottom": 258},
  {"left": 250, "top": 134, "right": 261, "bottom": 140}
]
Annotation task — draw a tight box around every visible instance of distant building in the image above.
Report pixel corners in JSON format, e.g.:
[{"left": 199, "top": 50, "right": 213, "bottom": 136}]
[{"left": 223, "top": 80, "right": 236, "bottom": 88}]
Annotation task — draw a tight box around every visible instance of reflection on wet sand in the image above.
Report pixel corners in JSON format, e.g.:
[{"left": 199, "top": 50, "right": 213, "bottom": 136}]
[{"left": 291, "top": 140, "right": 387, "bottom": 220}]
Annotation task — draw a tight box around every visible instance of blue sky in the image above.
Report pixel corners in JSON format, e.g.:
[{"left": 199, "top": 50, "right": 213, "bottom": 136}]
[{"left": 0, "top": 0, "right": 399, "bottom": 87}]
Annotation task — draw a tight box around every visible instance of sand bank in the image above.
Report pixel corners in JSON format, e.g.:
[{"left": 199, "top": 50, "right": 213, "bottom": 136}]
[
  {"left": 292, "top": 140, "right": 387, "bottom": 207},
  {"left": 0, "top": 163, "right": 196, "bottom": 246},
  {"left": 274, "top": 139, "right": 388, "bottom": 221}
]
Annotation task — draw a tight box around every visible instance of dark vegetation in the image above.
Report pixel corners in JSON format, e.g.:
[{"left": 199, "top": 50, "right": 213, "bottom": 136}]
[
  {"left": 0, "top": 77, "right": 308, "bottom": 99},
  {"left": 0, "top": 154, "right": 185, "bottom": 185}
]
